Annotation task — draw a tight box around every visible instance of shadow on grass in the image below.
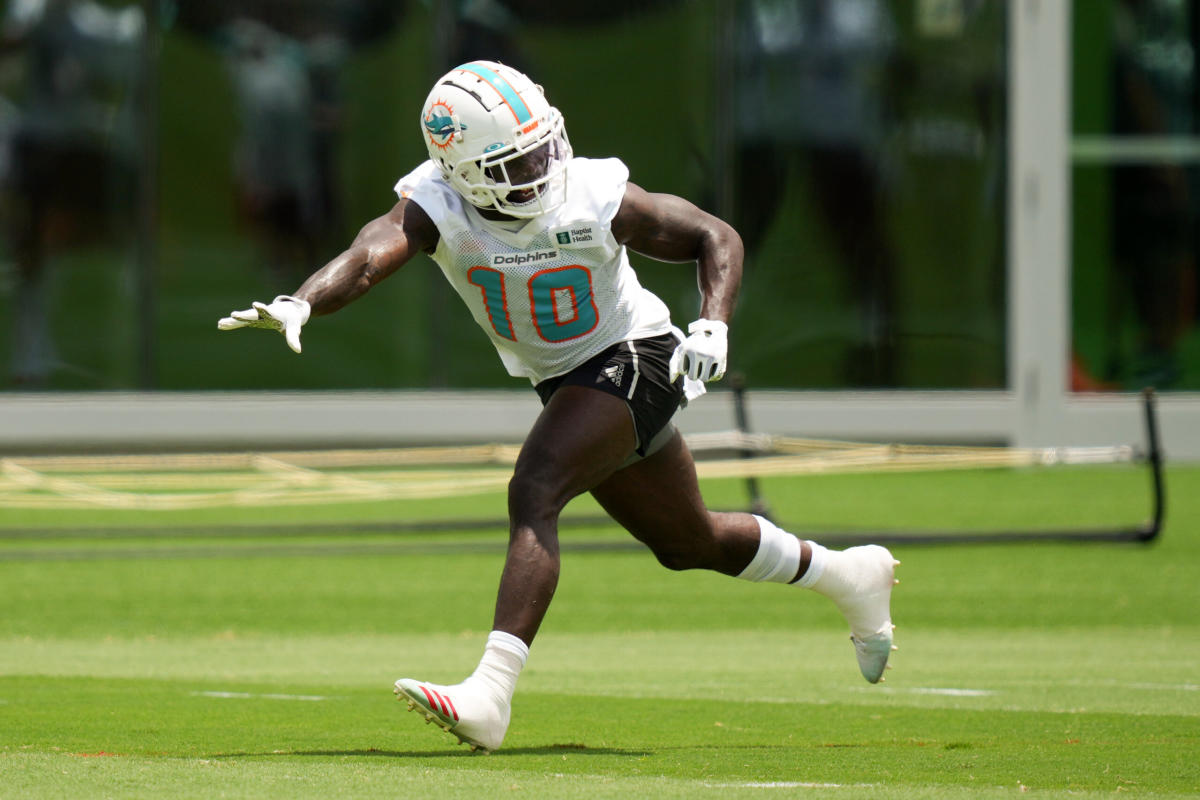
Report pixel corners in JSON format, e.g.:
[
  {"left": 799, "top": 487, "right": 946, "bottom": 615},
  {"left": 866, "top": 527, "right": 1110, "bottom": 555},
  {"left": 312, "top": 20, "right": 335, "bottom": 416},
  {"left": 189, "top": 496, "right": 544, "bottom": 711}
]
[{"left": 209, "top": 743, "right": 651, "bottom": 759}]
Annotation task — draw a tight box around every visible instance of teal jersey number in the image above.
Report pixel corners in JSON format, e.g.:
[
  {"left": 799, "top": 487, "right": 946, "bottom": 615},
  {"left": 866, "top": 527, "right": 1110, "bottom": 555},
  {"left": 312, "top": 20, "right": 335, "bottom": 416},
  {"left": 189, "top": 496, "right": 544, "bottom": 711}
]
[
  {"left": 469, "top": 264, "right": 598, "bottom": 343},
  {"left": 467, "top": 266, "right": 516, "bottom": 341},
  {"left": 528, "top": 266, "right": 598, "bottom": 342}
]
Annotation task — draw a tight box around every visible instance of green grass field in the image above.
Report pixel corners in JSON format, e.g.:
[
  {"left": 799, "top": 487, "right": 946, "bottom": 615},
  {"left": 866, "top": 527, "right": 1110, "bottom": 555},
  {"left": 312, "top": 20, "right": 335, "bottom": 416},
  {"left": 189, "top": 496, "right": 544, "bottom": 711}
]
[{"left": 1, "top": 464, "right": 1198, "bottom": 798}]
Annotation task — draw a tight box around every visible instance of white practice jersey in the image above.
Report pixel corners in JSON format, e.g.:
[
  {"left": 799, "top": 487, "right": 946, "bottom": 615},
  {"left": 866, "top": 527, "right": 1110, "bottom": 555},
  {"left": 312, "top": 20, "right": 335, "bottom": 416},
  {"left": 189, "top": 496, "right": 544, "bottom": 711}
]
[{"left": 395, "top": 157, "right": 675, "bottom": 385}]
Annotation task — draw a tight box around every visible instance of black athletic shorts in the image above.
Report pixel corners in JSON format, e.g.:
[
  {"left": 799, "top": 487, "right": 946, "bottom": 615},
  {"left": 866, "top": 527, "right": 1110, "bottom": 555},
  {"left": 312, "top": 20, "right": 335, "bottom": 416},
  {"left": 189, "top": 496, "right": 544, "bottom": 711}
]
[{"left": 535, "top": 332, "right": 685, "bottom": 458}]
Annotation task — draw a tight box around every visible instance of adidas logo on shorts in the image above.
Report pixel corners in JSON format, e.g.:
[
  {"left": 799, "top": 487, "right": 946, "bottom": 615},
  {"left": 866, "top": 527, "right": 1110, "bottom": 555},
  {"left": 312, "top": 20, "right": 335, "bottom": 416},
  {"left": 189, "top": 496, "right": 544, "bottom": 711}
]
[{"left": 602, "top": 364, "right": 625, "bottom": 388}]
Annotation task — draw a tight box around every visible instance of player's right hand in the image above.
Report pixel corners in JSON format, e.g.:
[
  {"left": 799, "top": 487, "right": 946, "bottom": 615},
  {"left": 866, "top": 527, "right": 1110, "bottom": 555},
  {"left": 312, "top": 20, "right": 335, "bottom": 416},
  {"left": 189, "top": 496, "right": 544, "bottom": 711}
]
[
  {"left": 670, "top": 318, "right": 728, "bottom": 383},
  {"left": 217, "top": 295, "right": 311, "bottom": 354}
]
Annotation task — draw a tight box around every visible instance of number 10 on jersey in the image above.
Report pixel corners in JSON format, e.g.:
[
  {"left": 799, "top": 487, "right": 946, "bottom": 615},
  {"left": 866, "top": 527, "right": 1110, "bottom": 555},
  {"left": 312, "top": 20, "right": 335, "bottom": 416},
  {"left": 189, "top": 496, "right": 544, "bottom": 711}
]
[{"left": 468, "top": 265, "right": 598, "bottom": 343}]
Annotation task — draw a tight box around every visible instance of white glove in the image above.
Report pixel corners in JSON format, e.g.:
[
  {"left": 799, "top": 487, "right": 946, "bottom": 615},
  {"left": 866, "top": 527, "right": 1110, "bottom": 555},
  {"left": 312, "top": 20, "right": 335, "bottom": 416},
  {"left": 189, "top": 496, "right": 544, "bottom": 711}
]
[
  {"left": 217, "top": 295, "right": 311, "bottom": 354},
  {"left": 670, "top": 318, "right": 729, "bottom": 383}
]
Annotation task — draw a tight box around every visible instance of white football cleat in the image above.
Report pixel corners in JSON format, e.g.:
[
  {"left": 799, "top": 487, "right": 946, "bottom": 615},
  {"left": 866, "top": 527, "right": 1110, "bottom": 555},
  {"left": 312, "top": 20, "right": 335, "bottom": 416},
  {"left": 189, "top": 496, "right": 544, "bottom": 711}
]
[
  {"left": 393, "top": 678, "right": 510, "bottom": 753},
  {"left": 815, "top": 545, "right": 899, "bottom": 683}
]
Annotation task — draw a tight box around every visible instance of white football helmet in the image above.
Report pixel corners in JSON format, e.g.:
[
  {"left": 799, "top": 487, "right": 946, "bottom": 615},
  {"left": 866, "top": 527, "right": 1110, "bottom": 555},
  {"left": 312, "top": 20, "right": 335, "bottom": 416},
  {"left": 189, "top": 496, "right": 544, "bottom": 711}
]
[{"left": 421, "top": 61, "right": 571, "bottom": 218}]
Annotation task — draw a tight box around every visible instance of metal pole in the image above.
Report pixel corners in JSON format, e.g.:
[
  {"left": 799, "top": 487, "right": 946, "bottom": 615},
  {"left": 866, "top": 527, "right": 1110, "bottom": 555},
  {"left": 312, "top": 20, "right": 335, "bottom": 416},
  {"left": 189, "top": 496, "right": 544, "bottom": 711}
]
[
  {"left": 730, "top": 372, "right": 771, "bottom": 518},
  {"left": 136, "top": 0, "right": 160, "bottom": 388}
]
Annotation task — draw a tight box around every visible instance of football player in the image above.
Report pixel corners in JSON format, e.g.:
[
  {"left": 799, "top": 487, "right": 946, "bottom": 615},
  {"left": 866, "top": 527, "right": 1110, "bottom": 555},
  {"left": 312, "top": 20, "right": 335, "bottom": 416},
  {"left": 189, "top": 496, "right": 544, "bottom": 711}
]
[{"left": 219, "top": 60, "right": 898, "bottom": 752}]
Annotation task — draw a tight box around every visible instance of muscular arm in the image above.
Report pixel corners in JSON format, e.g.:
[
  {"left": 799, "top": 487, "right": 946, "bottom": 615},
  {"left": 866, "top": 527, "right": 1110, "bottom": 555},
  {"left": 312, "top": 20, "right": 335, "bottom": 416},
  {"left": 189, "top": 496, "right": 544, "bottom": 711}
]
[
  {"left": 611, "top": 182, "right": 744, "bottom": 323},
  {"left": 292, "top": 198, "right": 440, "bottom": 316}
]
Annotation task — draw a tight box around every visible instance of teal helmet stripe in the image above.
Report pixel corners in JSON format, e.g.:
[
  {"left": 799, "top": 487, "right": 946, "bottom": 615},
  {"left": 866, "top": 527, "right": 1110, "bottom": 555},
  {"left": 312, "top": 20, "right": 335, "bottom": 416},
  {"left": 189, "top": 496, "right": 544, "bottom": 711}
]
[{"left": 455, "top": 62, "right": 533, "bottom": 123}]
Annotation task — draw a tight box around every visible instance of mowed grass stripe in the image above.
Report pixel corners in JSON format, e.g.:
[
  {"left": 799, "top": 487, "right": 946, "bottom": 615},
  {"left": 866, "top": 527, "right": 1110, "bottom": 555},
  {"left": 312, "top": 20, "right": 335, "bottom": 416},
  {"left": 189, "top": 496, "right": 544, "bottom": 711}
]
[
  {"left": 2, "top": 629, "right": 1197, "bottom": 717},
  {"left": 9, "top": 754, "right": 1182, "bottom": 800},
  {"left": 0, "top": 535, "right": 643, "bottom": 562},
  {"left": 2, "top": 676, "right": 1197, "bottom": 796}
]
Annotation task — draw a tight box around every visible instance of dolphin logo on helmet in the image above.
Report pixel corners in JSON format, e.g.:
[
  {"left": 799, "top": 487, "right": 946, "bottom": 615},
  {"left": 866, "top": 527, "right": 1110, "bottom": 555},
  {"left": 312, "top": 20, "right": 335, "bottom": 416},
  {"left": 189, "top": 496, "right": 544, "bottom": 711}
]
[{"left": 424, "top": 100, "right": 465, "bottom": 150}]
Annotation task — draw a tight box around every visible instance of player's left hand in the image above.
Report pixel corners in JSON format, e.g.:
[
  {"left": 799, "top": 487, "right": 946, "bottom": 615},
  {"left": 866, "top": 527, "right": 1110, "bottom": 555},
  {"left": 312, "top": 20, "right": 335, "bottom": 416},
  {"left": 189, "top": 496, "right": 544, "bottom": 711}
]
[{"left": 670, "top": 318, "right": 728, "bottom": 383}]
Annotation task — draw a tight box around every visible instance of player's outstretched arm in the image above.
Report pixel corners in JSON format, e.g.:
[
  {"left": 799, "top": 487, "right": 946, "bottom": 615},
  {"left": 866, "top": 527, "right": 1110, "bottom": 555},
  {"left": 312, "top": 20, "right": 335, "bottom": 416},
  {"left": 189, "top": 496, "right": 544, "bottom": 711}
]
[
  {"left": 612, "top": 182, "right": 744, "bottom": 382},
  {"left": 217, "top": 199, "right": 439, "bottom": 353}
]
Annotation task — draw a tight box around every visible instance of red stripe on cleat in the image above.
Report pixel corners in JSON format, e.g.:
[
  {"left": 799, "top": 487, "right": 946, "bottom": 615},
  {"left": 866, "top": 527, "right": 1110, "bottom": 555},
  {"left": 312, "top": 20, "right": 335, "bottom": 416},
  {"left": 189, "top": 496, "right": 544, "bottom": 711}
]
[
  {"left": 418, "top": 685, "right": 439, "bottom": 711},
  {"left": 443, "top": 694, "right": 459, "bottom": 721},
  {"left": 431, "top": 689, "right": 453, "bottom": 718}
]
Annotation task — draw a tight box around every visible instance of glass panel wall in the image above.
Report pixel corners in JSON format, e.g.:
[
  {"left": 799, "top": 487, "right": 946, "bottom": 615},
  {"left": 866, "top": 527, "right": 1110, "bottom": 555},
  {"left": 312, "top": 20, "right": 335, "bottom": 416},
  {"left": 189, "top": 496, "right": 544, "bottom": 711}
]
[
  {"left": 0, "top": 0, "right": 146, "bottom": 388},
  {"left": 1072, "top": 0, "right": 1200, "bottom": 391},
  {"left": 0, "top": 0, "right": 1008, "bottom": 391},
  {"left": 724, "top": 0, "right": 1007, "bottom": 388}
]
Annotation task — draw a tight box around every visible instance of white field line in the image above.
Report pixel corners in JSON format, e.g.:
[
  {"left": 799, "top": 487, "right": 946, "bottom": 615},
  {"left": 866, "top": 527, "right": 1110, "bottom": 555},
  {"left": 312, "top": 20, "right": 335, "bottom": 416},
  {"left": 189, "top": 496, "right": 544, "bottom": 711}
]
[
  {"left": 992, "top": 679, "right": 1200, "bottom": 693},
  {"left": 848, "top": 686, "right": 996, "bottom": 697},
  {"left": 855, "top": 684, "right": 1196, "bottom": 697},
  {"left": 703, "top": 782, "right": 881, "bottom": 790},
  {"left": 191, "top": 691, "right": 329, "bottom": 701}
]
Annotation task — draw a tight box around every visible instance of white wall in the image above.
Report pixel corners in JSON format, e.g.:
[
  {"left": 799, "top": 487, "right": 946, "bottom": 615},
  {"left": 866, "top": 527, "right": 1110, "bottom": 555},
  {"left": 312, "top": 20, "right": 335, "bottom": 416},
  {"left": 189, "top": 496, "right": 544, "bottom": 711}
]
[{"left": 0, "top": 388, "right": 1191, "bottom": 460}]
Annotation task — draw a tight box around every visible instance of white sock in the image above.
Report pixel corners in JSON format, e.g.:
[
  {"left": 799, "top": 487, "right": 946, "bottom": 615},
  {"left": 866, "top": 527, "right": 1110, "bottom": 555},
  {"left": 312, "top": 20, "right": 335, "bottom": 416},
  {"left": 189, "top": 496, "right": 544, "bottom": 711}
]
[
  {"left": 791, "top": 540, "right": 829, "bottom": 588},
  {"left": 805, "top": 546, "right": 864, "bottom": 600},
  {"left": 737, "top": 515, "right": 802, "bottom": 584},
  {"left": 466, "top": 630, "right": 528, "bottom": 705}
]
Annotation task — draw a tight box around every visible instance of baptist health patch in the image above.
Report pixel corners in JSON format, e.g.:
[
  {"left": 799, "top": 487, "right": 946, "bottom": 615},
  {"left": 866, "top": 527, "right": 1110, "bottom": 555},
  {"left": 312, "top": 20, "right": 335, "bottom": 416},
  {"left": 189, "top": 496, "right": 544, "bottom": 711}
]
[{"left": 550, "top": 223, "right": 599, "bottom": 248}]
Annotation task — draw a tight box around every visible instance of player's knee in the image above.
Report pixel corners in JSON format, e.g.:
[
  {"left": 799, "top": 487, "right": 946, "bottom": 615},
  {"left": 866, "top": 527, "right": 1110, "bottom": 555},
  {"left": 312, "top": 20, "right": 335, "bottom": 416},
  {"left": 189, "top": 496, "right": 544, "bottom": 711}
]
[
  {"left": 649, "top": 545, "right": 704, "bottom": 572},
  {"left": 507, "top": 466, "right": 568, "bottom": 522}
]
